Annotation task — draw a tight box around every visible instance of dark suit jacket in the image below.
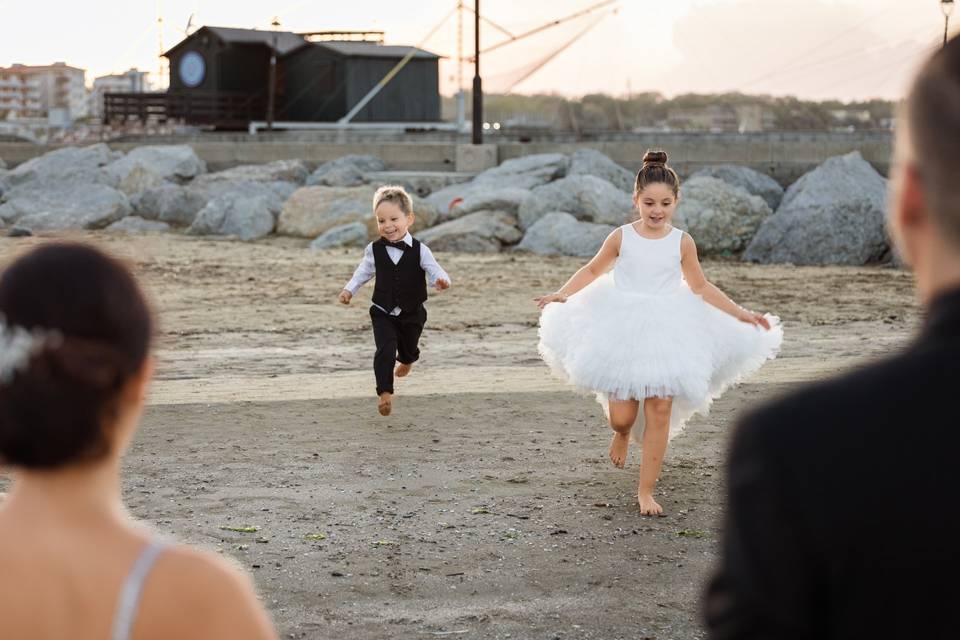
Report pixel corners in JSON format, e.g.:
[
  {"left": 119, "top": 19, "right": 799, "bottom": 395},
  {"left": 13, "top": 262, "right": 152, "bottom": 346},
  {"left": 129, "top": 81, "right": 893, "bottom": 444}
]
[{"left": 704, "top": 287, "right": 960, "bottom": 640}]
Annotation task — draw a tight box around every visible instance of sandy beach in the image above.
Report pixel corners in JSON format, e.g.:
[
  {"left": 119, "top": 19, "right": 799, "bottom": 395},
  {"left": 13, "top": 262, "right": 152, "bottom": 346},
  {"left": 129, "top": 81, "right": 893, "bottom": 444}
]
[{"left": 0, "top": 232, "right": 919, "bottom": 639}]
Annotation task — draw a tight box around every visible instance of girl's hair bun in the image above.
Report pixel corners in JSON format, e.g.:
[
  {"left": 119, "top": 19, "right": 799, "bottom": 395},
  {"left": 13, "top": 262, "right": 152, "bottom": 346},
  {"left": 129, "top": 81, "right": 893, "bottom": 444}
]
[{"left": 642, "top": 150, "right": 668, "bottom": 166}]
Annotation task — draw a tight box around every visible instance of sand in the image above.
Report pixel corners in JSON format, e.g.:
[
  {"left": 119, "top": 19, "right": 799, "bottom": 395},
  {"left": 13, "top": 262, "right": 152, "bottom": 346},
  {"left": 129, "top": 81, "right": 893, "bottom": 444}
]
[{"left": 0, "top": 232, "right": 920, "bottom": 639}]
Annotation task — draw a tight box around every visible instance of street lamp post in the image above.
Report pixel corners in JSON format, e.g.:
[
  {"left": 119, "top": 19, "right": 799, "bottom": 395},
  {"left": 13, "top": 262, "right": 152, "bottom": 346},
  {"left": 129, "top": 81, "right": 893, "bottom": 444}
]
[
  {"left": 472, "top": 0, "right": 483, "bottom": 144},
  {"left": 943, "top": 0, "right": 955, "bottom": 47},
  {"left": 267, "top": 17, "right": 280, "bottom": 131}
]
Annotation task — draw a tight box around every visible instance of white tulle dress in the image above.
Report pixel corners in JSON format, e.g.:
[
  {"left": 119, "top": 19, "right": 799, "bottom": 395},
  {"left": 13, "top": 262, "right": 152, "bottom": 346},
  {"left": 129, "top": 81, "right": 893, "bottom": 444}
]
[{"left": 538, "top": 223, "right": 783, "bottom": 438}]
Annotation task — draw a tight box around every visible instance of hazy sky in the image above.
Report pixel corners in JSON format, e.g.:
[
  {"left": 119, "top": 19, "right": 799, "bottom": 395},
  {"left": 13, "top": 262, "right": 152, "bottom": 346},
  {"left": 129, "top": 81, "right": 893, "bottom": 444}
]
[{"left": 0, "top": 0, "right": 950, "bottom": 100}]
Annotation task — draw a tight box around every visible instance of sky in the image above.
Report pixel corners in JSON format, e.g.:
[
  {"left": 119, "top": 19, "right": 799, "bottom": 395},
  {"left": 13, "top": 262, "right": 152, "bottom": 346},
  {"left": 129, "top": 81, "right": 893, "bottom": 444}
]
[{"left": 0, "top": 0, "right": 952, "bottom": 101}]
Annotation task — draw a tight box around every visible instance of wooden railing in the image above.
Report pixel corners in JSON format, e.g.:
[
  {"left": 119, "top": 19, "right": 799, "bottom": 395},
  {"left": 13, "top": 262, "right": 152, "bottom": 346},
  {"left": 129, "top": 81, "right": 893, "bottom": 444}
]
[{"left": 103, "top": 91, "right": 269, "bottom": 128}]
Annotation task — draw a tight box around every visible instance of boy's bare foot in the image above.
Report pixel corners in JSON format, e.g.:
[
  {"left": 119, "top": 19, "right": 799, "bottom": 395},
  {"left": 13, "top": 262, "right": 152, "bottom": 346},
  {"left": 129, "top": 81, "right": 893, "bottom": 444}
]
[
  {"left": 609, "top": 432, "right": 630, "bottom": 468},
  {"left": 638, "top": 493, "right": 664, "bottom": 516},
  {"left": 378, "top": 392, "right": 393, "bottom": 416},
  {"left": 395, "top": 362, "right": 412, "bottom": 378}
]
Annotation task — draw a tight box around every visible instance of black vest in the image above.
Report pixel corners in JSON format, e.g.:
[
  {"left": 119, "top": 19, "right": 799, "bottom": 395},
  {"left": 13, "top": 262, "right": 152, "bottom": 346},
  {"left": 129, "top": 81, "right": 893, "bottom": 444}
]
[{"left": 372, "top": 238, "right": 428, "bottom": 313}]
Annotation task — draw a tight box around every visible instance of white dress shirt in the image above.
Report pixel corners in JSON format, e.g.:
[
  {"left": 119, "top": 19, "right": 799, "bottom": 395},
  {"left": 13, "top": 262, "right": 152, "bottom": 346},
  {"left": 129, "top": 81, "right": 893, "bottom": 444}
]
[{"left": 343, "top": 233, "right": 451, "bottom": 316}]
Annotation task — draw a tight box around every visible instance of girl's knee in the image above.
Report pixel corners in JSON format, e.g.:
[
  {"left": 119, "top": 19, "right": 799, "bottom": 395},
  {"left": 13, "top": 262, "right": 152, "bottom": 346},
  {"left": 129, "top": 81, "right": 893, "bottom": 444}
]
[{"left": 645, "top": 398, "right": 673, "bottom": 422}]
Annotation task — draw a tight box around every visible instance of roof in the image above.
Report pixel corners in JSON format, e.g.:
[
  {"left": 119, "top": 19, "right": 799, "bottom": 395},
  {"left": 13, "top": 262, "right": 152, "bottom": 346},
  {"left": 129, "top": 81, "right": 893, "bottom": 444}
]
[
  {"left": 310, "top": 41, "right": 439, "bottom": 59},
  {"left": 163, "top": 26, "right": 308, "bottom": 57}
]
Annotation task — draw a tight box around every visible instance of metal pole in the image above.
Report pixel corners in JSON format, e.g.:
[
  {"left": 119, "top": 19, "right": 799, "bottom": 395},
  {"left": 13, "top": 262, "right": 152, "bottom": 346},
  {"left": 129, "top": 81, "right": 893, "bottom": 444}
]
[
  {"left": 946, "top": 14, "right": 951, "bottom": 47},
  {"left": 267, "top": 25, "right": 278, "bottom": 130},
  {"left": 472, "top": 0, "right": 483, "bottom": 144}
]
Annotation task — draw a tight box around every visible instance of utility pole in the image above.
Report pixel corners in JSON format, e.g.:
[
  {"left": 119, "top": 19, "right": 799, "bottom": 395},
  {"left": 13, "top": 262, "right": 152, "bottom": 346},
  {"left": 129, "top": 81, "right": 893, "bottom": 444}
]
[
  {"left": 472, "top": 0, "right": 483, "bottom": 144},
  {"left": 456, "top": 1, "right": 465, "bottom": 132},
  {"left": 267, "top": 17, "right": 280, "bottom": 130}
]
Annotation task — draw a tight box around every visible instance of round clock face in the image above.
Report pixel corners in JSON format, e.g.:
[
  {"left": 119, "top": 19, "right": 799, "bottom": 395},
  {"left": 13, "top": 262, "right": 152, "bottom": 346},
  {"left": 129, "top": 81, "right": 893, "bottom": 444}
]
[{"left": 179, "top": 51, "right": 206, "bottom": 88}]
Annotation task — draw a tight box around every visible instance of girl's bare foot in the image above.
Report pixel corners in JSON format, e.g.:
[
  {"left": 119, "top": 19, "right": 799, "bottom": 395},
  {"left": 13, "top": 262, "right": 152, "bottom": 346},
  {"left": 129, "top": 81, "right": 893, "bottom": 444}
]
[
  {"left": 378, "top": 392, "right": 393, "bottom": 416},
  {"left": 638, "top": 493, "right": 664, "bottom": 516},
  {"left": 609, "top": 432, "right": 630, "bottom": 468},
  {"left": 395, "top": 362, "right": 412, "bottom": 378}
]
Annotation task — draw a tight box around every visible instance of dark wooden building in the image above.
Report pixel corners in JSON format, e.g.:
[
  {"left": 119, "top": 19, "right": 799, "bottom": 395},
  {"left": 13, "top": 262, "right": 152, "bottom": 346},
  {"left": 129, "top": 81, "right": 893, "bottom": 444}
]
[
  {"left": 283, "top": 41, "right": 440, "bottom": 122},
  {"left": 104, "top": 26, "right": 440, "bottom": 127}
]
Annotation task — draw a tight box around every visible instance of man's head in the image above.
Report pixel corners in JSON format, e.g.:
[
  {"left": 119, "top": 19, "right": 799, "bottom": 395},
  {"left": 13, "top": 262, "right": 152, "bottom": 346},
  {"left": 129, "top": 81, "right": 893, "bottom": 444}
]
[{"left": 890, "top": 35, "right": 960, "bottom": 300}]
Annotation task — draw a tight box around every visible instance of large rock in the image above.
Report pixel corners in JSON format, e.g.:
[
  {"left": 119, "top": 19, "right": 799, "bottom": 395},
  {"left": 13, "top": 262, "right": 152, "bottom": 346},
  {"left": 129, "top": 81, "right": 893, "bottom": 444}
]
[
  {"left": 1, "top": 182, "right": 130, "bottom": 230},
  {"left": 193, "top": 159, "right": 310, "bottom": 186},
  {"left": 418, "top": 210, "right": 523, "bottom": 253},
  {"left": 306, "top": 155, "right": 387, "bottom": 187},
  {"left": 744, "top": 152, "right": 888, "bottom": 265},
  {"left": 426, "top": 153, "right": 569, "bottom": 213},
  {"left": 673, "top": 176, "right": 772, "bottom": 254},
  {"left": 106, "top": 216, "right": 171, "bottom": 233},
  {"left": 132, "top": 184, "right": 209, "bottom": 226},
  {"left": 277, "top": 186, "right": 438, "bottom": 238},
  {"left": 689, "top": 165, "right": 784, "bottom": 210},
  {"left": 518, "top": 174, "right": 633, "bottom": 229},
  {"left": 444, "top": 187, "right": 531, "bottom": 220},
  {"left": 0, "top": 157, "right": 6, "bottom": 169},
  {"left": 309, "top": 222, "right": 369, "bottom": 250},
  {"left": 365, "top": 170, "right": 473, "bottom": 197},
  {"left": 517, "top": 212, "right": 614, "bottom": 257},
  {"left": 5, "top": 143, "right": 121, "bottom": 187},
  {"left": 105, "top": 145, "right": 206, "bottom": 186},
  {"left": 187, "top": 182, "right": 283, "bottom": 240},
  {"left": 568, "top": 149, "right": 634, "bottom": 192},
  {"left": 115, "top": 165, "right": 168, "bottom": 196}
]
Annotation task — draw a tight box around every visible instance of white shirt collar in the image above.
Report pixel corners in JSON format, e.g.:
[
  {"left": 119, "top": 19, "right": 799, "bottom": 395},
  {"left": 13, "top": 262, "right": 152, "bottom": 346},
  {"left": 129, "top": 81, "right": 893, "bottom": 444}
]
[{"left": 400, "top": 232, "right": 413, "bottom": 246}]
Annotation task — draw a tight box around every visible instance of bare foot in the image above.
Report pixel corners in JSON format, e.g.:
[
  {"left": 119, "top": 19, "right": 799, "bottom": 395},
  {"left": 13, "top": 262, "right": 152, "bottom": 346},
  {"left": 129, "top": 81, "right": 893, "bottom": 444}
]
[
  {"left": 378, "top": 392, "right": 393, "bottom": 416},
  {"left": 395, "top": 362, "right": 412, "bottom": 378},
  {"left": 609, "top": 432, "right": 630, "bottom": 468},
  {"left": 638, "top": 493, "right": 664, "bottom": 517}
]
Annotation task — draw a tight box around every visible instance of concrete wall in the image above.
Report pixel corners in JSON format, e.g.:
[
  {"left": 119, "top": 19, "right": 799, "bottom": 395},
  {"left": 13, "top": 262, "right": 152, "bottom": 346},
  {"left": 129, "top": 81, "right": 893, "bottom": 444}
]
[{"left": 0, "top": 132, "right": 892, "bottom": 184}]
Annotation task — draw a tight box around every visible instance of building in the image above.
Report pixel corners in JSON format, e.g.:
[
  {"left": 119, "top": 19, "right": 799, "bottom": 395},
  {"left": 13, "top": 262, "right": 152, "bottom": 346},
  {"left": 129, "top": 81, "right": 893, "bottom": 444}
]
[
  {"left": 90, "top": 68, "right": 150, "bottom": 119},
  {"left": 102, "top": 26, "right": 441, "bottom": 128},
  {"left": 3, "top": 62, "right": 87, "bottom": 123},
  {"left": 0, "top": 67, "right": 43, "bottom": 120}
]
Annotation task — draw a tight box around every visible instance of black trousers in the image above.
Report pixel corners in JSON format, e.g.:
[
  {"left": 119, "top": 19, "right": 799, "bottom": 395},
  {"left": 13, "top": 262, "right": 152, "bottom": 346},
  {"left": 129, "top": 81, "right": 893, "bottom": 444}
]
[{"left": 370, "top": 304, "right": 426, "bottom": 395}]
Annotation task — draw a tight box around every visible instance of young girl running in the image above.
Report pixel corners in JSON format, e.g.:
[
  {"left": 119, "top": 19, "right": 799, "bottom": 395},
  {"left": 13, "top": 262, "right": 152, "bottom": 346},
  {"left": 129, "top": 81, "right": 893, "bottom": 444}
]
[{"left": 535, "top": 150, "right": 782, "bottom": 516}]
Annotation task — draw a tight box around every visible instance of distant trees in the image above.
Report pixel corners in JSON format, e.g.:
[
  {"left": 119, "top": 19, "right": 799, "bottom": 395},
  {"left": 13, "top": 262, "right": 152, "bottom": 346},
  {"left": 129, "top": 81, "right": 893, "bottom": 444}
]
[{"left": 441, "top": 91, "right": 895, "bottom": 132}]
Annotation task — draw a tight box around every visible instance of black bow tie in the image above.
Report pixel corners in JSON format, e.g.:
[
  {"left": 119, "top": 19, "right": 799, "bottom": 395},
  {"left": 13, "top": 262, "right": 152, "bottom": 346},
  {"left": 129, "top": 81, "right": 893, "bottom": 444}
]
[{"left": 384, "top": 239, "right": 410, "bottom": 250}]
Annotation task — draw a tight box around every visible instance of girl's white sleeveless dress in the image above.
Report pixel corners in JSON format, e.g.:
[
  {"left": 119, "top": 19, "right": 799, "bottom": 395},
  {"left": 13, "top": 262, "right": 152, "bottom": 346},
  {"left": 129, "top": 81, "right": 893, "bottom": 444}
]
[{"left": 538, "top": 224, "right": 783, "bottom": 438}]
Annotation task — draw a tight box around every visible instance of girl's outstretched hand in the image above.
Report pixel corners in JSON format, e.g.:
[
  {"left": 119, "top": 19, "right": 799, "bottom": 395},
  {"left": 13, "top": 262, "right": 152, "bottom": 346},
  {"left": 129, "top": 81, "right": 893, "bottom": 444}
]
[
  {"left": 535, "top": 292, "right": 568, "bottom": 310},
  {"left": 738, "top": 309, "right": 771, "bottom": 330}
]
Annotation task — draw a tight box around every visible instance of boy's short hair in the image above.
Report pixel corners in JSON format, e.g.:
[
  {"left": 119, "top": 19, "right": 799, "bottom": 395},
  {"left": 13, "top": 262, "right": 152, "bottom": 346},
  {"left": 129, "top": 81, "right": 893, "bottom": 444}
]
[{"left": 373, "top": 185, "right": 413, "bottom": 215}]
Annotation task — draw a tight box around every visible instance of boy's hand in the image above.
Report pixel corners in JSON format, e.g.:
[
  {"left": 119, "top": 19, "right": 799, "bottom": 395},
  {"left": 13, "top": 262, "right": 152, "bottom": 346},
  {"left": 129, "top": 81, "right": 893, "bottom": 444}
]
[
  {"left": 338, "top": 290, "right": 353, "bottom": 305},
  {"left": 435, "top": 278, "right": 450, "bottom": 291}
]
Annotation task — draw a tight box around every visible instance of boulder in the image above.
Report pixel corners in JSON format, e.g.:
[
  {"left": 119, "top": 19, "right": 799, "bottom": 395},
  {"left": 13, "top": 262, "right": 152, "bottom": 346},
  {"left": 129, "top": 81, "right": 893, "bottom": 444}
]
[
  {"left": 193, "top": 159, "right": 310, "bottom": 186},
  {"left": 744, "top": 152, "right": 889, "bottom": 265},
  {"left": 673, "top": 176, "right": 772, "bottom": 254},
  {"left": 116, "top": 164, "right": 168, "bottom": 196},
  {"left": 277, "top": 185, "right": 437, "bottom": 238},
  {"left": 444, "top": 187, "right": 531, "bottom": 220},
  {"left": 106, "top": 216, "right": 171, "bottom": 233},
  {"left": 5, "top": 143, "right": 121, "bottom": 188},
  {"left": 306, "top": 155, "right": 386, "bottom": 187},
  {"left": 187, "top": 182, "right": 284, "bottom": 240},
  {"left": 518, "top": 175, "right": 634, "bottom": 229},
  {"left": 1, "top": 182, "right": 130, "bottom": 230},
  {"left": 689, "top": 165, "right": 784, "bottom": 210},
  {"left": 132, "top": 184, "right": 209, "bottom": 226},
  {"left": 418, "top": 210, "right": 522, "bottom": 253},
  {"left": 568, "top": 148, "right": 634, "bottom": 192},
  {"left": 0, "top": 157, "right": 6, "bottom": 169},
  {"left": 309, "top": 222, "right": 369, "bottom": 250},
  {"left": 517, "top": 211, "right": 614, "bottom": 257},
  {"left": 426, "top": 153, "right": 569, "bottom": 213},
  {"left": 105, "top": 145, "right": 206, "bottom": 185}
]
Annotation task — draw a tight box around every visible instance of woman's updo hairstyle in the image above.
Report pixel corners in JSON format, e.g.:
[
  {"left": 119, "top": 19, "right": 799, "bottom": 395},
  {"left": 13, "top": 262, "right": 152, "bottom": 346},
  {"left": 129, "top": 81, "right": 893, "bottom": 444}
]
[
  {"left": 634, "top": 149, "right": 681, "bottom": 199},
  {"left": 0, "top": 243, "right": 153, "bottom": 469}
]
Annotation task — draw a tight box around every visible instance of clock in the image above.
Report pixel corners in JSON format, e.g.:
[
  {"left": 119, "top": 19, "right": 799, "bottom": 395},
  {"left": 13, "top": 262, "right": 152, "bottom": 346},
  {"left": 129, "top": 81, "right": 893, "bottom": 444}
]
[{"left": 179, "top": 51, "right": 206, "bottom": 88}]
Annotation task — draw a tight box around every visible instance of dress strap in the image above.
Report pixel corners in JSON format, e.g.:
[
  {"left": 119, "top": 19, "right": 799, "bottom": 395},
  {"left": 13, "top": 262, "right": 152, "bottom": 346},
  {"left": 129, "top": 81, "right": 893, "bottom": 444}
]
[{"left": 111, "top": 541, "right": 166, "bottom": 640}]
